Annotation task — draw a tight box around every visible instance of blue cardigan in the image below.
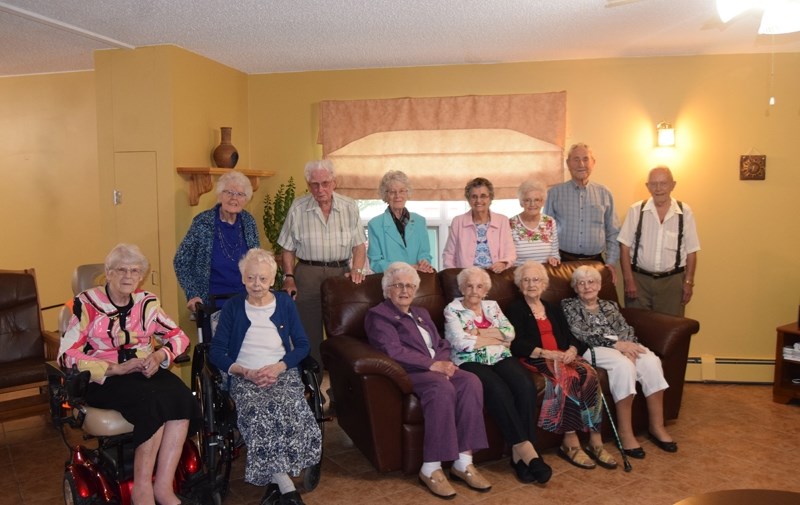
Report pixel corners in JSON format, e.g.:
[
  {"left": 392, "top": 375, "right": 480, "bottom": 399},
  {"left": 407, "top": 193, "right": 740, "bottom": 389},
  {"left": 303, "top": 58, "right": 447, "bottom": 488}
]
[
  {"left": 367, "top": 208, "right": 432, "bottom": 273},
  {"left": 173, "top": 204, "right": 260, "bottom": 305},
  {"left": 209, "top": 291, "right": 310, "bottom": 375}
]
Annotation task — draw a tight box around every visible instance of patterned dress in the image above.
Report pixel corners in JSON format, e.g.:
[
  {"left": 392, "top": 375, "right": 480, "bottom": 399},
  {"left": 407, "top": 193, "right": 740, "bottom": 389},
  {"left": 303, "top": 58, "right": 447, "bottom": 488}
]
[{"left": 506, "top": 298, "right": 602, "bottom": 434}]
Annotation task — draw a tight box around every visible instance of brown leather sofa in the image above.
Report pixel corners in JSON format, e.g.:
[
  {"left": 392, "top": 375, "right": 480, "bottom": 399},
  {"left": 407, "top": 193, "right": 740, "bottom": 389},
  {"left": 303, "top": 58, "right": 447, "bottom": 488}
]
[
  {"left": 0, "top": 269, "right": 60, "bottom": 419},
  {"left": 320, "top": 261, "right": 700, "bottom": 474}
]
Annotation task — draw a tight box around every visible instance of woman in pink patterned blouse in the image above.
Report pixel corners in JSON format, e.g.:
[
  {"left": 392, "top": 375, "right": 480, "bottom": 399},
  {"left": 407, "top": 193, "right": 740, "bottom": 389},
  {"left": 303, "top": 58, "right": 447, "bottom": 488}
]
[
  {"left": 59, "top": 243, "right": 199, "bottom": 505},
  {"left": 510, "top": 180, "right": 560, "bottom": 267}
]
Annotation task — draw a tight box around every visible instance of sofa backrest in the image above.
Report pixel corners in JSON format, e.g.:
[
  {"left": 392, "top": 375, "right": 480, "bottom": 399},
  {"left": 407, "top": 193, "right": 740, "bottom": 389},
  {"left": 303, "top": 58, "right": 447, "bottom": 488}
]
[
  {"left": 321, "top": 260, "right": 618, "bottom": 342},
  {"left": 0, "top": 269, "right": 45, "bottom": 364}
]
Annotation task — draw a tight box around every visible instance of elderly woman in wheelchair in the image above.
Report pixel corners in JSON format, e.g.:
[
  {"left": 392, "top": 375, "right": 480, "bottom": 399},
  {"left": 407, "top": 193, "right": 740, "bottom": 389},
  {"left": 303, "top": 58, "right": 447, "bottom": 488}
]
[
  {"left": 57, "top": 243, "right": 201, "bottom": 505},
  {"left": 210, "top": 248, "right": 322, "bottom": 505}
]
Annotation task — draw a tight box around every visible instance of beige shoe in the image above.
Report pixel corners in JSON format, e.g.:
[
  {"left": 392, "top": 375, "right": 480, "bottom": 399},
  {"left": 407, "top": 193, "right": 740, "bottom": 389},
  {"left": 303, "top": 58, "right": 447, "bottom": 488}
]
[
  {"left": 558, "top": 445, "right": 596, "bottom": 469},
  {"left": 585, "top": 444, "right": 618, "bottom": 469},
  {"left": 418, "top": 469, "right": 456, "bottom": 499},
  {"left": 450, "top": 464, "right": 492, "bottom": 492}
]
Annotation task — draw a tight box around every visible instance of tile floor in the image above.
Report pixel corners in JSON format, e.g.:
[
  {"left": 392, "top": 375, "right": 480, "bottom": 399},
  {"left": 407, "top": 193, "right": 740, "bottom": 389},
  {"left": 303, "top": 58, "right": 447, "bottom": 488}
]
[{"left": 2, "top": 383, "right": 798, "bottom": 505}]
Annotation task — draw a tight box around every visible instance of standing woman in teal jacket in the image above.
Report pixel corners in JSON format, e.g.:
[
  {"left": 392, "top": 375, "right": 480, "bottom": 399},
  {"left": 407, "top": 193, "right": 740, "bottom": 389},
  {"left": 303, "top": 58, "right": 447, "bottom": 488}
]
[
  {"left": 174, "top": 171, "right": 260, "bottom": 311},
  {"left": 367, "top": 170, "right": 434, "bottom": 273}
]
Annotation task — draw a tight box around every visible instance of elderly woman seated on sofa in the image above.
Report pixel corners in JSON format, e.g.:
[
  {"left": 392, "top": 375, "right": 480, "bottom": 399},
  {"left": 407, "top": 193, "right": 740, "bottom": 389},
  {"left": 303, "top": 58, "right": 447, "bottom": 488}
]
[
  {"left": 561, "top": 265, "right": 677, "bottom": 458},
  {"left": 507, "top": 260, "right": 617, "bottom": 470},
  {"left": 365, "top": 262, "right": 491, "bottom": 499},
  {"left": 443, "top": 266, "right": 552, "bottom": 484}
]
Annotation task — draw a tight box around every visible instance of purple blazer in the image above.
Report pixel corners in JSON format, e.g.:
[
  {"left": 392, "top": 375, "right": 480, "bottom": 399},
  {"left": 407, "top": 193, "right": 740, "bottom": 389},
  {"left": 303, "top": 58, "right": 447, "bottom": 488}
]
[{"left": 365, "top": 299, "right": 451, "bottom": 373}]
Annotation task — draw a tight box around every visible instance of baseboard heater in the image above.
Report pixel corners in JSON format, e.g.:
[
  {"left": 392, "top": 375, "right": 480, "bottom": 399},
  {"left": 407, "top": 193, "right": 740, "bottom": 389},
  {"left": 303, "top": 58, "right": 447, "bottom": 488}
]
[{"left": 685, "top": 356, "right": 774, "bottom": 384}]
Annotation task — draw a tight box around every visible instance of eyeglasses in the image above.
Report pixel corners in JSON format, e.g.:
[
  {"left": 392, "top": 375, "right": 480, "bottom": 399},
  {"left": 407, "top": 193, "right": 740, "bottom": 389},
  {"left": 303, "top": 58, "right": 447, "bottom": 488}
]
[
  {"left": 469, "top": 194, "right": 491, "bottom": 201},
  {"left": 520, "top": 277, "right": 543, "bottom": 285},
  {"left": 576, "top": 279, "right": 598, "bottom": 287},
  {"left": 388, "top": 282, "right": 417, "bottom": 291},
  {"left": 387, "top": 189, "right": 408, "bottom": 197},
  {"left": 521, "top": 198, "right": 544, "bottom": 206},
  {"left": 245, "top": 274, "right": 272, "bottom": 285},
  {"left": 308, "top": 180, "right": 334, "bottom": 190},
  {"left": 113, "top": 267, "right": 143, "bottom": 277},
  {"left": 646, "top": 181, "right": 673, "bottom": 189},
  {"left": 222, "top": 189, "right": 247, "bottom": 199}
]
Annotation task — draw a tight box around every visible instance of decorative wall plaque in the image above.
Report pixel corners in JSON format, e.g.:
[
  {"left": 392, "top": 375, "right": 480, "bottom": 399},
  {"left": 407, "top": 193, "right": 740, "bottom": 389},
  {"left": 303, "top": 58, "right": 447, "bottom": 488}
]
[{"left": 739, "top": 155, "right": 766, "bottom": 180}]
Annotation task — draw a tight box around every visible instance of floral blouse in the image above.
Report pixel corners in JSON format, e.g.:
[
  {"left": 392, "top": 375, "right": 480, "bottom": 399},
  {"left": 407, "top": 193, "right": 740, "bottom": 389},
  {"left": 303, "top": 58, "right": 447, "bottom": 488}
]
[
  {"left": 510, "top": 213, "right": 560, "bottom": 266},
  {"left": 560, "top": 297, "right": 638, "bottom": 349},
  {"left": 443, "top": 298, "right": 515, "bottom": 366}
]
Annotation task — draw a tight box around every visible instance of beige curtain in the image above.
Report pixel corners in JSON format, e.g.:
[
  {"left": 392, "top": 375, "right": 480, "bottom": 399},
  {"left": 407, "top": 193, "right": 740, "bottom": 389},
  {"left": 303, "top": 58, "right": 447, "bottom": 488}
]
[{"left": 318, "top": 92, "right": 566, "bottom": 199}]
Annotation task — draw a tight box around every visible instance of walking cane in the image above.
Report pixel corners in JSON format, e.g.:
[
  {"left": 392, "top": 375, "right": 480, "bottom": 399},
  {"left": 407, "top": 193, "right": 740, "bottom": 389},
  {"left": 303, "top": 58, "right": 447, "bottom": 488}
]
[{"left": 589, "top": 347, "right": 632, "bottom": 472}]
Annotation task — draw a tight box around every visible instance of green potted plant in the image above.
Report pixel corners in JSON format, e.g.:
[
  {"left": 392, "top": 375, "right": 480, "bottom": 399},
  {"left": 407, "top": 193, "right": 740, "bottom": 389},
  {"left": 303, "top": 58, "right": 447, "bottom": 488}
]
[{"left": 263, "top": 177, "right": 297, "bottom": 289}]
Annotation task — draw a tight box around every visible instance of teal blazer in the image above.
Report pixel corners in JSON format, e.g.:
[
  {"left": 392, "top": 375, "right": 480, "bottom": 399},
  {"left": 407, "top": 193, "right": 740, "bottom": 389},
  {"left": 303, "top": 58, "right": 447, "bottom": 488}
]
[{"left": 367, "top": 208, "right": 432, "bottom": 273}]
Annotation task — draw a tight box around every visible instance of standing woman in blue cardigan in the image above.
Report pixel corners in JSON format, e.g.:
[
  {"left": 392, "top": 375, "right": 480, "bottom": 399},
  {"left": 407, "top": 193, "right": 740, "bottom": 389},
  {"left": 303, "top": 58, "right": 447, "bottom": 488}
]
[
  {"left": 367, "top": 170, "right": 435, "bottom": 273},
  {"left": 174, "top": 170, "right": 260, "bottom": 311},
  {"left": 210, "top": 248, "right": 321, "bottom": 505}
]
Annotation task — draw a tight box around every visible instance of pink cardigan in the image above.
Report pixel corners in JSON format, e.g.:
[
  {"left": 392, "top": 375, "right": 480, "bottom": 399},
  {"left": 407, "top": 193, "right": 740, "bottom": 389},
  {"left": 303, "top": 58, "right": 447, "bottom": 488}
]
[{"left": 442, "top": 211, "right": 516, "bottom": 268}]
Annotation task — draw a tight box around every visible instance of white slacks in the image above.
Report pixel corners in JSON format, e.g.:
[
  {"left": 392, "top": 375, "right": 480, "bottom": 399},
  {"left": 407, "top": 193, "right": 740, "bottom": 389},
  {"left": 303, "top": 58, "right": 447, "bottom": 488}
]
[{"left": 583, "top": 346, "right": 669, "bottom": 403}]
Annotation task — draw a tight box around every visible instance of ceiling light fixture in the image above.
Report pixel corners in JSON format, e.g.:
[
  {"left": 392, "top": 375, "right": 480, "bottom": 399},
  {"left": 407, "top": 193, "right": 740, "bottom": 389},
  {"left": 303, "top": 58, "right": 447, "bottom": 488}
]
[
  {"left": 656, "top": 122, "right": 675, "bottom": 147},
  {"left": 716, "top": 0, "right": 800, "bottom": 34}
]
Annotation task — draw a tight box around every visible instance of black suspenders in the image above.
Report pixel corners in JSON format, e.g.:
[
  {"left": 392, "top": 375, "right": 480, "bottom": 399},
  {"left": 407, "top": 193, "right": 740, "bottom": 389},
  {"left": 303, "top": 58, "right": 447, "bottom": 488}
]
[{"left": 631, "top": 200, "right": 683, "bottom": 270}]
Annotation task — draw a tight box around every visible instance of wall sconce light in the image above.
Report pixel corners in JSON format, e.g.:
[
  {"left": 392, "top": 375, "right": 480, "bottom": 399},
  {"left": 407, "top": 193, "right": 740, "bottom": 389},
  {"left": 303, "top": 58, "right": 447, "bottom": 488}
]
[{"left": 657, "top": 121, "right": 675, "bottom": 147}]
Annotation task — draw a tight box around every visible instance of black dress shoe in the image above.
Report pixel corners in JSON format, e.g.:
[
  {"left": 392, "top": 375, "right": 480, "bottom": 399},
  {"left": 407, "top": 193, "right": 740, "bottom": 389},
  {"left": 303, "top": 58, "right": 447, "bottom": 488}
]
[
  {"left": 648, "top": 433, "right": 678, "bottom": 453},
  {"left": 279, "top": 491, "right": 305, "bottom": 505},
  {"left": 261, "top": 483, "right": 281, "bottom": 505},
  {"left": 528, "top": 457, "right": 553, "bottom": 484},
  {"left": 510, "top": 457, "right": 536, "bottom": 483},
  {"left": 622, "top": 447, "right": 646, "bottom": 459}
]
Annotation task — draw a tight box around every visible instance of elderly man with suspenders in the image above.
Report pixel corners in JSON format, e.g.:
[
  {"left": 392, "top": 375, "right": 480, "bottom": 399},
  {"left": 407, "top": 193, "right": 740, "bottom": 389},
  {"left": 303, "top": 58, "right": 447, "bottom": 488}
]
[{"left": 618, "top": 166, "right": 700, "bottom": 317}]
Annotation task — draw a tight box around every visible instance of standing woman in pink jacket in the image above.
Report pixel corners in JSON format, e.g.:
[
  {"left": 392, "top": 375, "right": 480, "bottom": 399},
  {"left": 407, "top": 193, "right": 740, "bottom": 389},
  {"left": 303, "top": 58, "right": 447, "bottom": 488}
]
[{"left": 443, "top": 178, "right": 516, "bottom": 273}]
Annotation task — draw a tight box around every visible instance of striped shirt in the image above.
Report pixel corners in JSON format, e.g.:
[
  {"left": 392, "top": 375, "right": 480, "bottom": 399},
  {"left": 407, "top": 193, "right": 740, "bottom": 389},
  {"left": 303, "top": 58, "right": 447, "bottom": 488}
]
[
  {"left": 544, "top": 179, "right": 620, "bottom": 264},
  {"left": 277, "top": 192, "right": 367, "bottom": 262},
  {"left": 618, "top": 197, "right": 700, "bottom": 273},
  {"left": 510, "top": 213, "right": 560, "bottom": 265}
]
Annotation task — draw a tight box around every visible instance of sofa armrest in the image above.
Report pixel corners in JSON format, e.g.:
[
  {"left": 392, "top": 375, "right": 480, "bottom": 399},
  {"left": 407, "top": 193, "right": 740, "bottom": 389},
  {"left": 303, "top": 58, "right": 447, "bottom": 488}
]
[
  {"left": 43, "top": 330, "right": 61, "bottom": 361},
  {"left": 321, "top": 335, "right": 413, "bottom": 394},
  {"left": 620, "top": 307, "right": 699, "bottom": 358}
]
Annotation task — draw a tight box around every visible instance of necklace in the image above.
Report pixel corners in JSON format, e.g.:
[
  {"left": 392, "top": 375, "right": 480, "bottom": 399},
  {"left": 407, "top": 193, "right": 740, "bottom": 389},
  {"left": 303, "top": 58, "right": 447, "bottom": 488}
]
[
  {"left": 530, "top": 301, "right": 547, "bottom": 320},
  {"left": 216, "top": 220, "right": 244, "bottom": 262}
]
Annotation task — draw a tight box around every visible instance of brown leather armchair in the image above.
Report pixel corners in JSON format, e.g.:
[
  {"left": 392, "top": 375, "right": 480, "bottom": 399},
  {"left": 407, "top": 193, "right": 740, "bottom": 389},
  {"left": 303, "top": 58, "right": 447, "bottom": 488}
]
[
  {"left": 321, "top": 261, "right": 700, "bottom": 473},
  {"left": 0, "top": 268, "right": 60, "bottom": 419}
]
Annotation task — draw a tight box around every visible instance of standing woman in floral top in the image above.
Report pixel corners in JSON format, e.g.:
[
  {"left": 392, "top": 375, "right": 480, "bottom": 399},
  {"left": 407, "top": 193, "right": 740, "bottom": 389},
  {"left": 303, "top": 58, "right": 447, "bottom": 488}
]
[
  {"left": 510, "top": 180, "right": 560, "bottom": 266},
  {"left": 443, "top": 267, "right": 552, "bottom": 484}
]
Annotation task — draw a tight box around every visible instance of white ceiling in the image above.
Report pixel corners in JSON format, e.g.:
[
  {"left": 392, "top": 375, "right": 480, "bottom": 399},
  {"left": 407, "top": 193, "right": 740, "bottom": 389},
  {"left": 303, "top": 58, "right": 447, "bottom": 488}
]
[{"left": 1, "top": 0, "right": 799, "bottom": 78}]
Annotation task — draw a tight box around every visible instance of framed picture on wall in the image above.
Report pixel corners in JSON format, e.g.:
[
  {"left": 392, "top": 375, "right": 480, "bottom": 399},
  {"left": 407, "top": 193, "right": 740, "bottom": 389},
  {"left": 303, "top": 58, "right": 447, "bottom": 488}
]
[{"left": 739, "top": 155, "right": 766, "bottom": 180}]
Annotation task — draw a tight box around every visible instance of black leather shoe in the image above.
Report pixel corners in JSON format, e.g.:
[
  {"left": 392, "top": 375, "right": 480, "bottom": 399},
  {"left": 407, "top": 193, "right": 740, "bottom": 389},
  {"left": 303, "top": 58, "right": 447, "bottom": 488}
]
[
  {"left": 622, "top": 447, "right": 646, "bottom": 459},
  {"left": 510, "top": 457, "right": 536, "bottom": 483},
  {"left": 261, "top": 483, "right": 281, "bottom": 505},
  {"left": 279, "top": 491, "right": 305, "bottom": 505},
  {"left": 648, "top": 433, "right": 678, "bottom": 453},
  {"left": 528, "top": 457, "right": 553, "bottom": 484}
]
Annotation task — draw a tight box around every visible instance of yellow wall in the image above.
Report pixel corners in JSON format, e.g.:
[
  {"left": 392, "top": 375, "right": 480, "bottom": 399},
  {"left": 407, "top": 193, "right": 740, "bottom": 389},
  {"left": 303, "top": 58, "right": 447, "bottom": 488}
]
[
  {"left": 2, "top": 50, "right": 798, "bottom": 381},
  {"left": 0, "top": 71, "right": 104, "bottom": 327},
  {"left": 248, "top": 53, "right": 800, "bottom": 375}
]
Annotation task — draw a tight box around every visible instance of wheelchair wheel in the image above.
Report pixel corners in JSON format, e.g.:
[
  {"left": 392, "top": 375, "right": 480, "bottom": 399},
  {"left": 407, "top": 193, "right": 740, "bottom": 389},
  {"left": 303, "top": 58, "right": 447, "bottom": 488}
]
[
  {"left": 194, "top": 367, "right": 235, "bottom": 500},
  {"left": 303, "top": 461, "right": 322, "bottom": 492},
  {"left": 63, "top": 472, "right": 93, "bottom": 505}
]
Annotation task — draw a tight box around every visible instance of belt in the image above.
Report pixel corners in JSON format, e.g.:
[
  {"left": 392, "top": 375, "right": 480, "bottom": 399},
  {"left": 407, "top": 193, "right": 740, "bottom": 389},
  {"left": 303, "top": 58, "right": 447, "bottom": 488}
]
[
  {"left": 632, "top": 266, "right": 685, "bottom": 279},
  {"left": 298, "top": 258, "right": 349, "bottom": 268},
  {"left": 559, "top": 250, "right": 603, "bottom": 261}
]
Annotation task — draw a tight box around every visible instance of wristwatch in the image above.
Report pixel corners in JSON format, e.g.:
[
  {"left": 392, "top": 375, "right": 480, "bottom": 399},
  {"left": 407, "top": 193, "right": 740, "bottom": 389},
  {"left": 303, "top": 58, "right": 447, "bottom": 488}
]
[{"left": 283, "top": 273, "right": 295, "bottom": 281}]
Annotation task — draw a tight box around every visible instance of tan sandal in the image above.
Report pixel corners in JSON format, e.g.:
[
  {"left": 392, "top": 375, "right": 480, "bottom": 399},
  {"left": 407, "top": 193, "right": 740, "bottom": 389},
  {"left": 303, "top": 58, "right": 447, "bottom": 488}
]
[
  {"left": 558, "top": 445, "right": 595, "bottom": 469},
  {"left": 585, "top": 444, "right": 618, "bottom": 469}
]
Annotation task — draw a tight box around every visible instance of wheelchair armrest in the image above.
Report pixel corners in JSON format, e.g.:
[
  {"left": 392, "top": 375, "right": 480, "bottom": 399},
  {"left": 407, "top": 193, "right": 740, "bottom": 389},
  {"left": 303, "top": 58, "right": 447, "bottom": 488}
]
[
  {"left": 300, "top": 355, "right": 320, "bottom": 374},
  {"left": 174, "top": 350, "right": 191, "bottom": 364}
]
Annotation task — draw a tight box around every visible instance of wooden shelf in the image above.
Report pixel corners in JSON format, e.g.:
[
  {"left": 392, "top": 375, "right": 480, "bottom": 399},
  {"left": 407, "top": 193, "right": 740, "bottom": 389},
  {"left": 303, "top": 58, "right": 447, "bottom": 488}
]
[
  {"left": 773, "top": 322, "right": 800, "bottom": 404},
  {"left": 177, "top": 167, "right": 274, "bottom": 206}
]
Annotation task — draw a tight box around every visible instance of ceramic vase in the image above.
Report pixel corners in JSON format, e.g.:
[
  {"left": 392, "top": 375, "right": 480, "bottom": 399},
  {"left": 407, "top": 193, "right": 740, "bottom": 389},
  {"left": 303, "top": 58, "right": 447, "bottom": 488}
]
[{"left": 212, "top": 127, "right": 239, "bottom": 168}]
